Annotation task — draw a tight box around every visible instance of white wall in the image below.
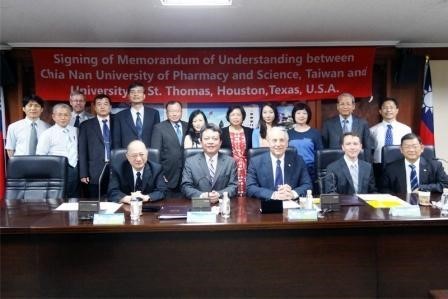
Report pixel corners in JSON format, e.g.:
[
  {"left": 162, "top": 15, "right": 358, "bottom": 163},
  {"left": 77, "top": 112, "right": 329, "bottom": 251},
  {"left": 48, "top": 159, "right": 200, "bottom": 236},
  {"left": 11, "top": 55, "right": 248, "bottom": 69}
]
[{"left": 431, "top": 60, "right": 448, "bottom": 168}]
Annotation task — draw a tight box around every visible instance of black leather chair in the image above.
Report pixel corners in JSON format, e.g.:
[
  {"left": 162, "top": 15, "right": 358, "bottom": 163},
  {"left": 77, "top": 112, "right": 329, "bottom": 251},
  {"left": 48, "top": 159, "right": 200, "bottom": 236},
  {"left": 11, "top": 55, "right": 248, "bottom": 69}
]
[
  {"left": 5, "top": 155, "right": 67, "bottom": 201},
  {"left": 381, "top": 145, "right": 435, "bottom": 170},
  {"left": 247, "top": 147, "right": 297, "bottom": 163},
  {"left": 110, "top": 148, "right": 160, "bottom": 172},
  {"left": 183, "top": 148, "right": 232, "bottom": 162}
]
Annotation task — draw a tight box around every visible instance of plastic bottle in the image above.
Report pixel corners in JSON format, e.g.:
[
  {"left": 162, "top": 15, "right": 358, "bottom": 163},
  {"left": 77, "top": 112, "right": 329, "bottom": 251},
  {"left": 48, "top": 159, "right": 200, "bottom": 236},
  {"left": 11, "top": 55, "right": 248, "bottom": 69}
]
[
  {"left": 441, "top": 188, "right": 448, "bottom": 217},
  {"left": 305, "top": 189, "right": 313, "bottom": 209},
  {"left": 221, "top": 192, "right": 231, "bottom": 218},
  {"left": 130, "top": 195, "right": 140, "bottom": 221}
]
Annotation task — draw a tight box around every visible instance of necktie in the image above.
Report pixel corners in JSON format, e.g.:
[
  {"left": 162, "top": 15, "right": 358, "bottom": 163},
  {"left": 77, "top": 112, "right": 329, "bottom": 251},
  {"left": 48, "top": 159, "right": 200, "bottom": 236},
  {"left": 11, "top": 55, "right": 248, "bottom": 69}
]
[
  {"left": 208, "top": 158, "right": 215, "bottom": 184},
  {"left": 274, "top": 159, "right": 283, "bottom": 189},
  {"left": 64, "top": 128, "right": 77, "bottom": 167},
  {"left": 74, "top": 115, "right": 80, "bottom": 128},
  {"left": 350, "top": 164, "right": 359, "bottom": 193},
  {"left": 174, "top": 123, "right": 182, "bottom": 145},
  {"left": 29, "top": 122, "right": 38, "bottom": 155},
  {"left": 409, "top": 164, "right": 419, "bottom": 191},
  {"left": 342, "top": 119, "right": 348, "bottom": 133},
  {"left": 385, "top": 124, "right": 393, "bottom": 146},
  {"left": 102, "top": 119, "right": 111, "bottom": 161},
  {"left": 136, "top": 112, "right": 143, "bottom": 139},
  {"left": 135, "top": 171, "right": 143, "bottom": 191}
]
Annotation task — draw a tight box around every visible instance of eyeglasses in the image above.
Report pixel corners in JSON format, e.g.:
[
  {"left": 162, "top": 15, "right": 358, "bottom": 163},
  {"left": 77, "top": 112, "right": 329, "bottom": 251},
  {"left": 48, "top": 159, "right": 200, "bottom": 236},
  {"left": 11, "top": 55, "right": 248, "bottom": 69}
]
[
  {"left": 401, "top": 144, "right": 421, "bottom": 150},
  {"left": 202, "top": 136, "right": 220, "bottom": 142},
  {"left": 127, "top": 153, "right": 146, "bottom": 159},
  {"left": 129, "top": 90, "right": 144, "bottom": 95}
]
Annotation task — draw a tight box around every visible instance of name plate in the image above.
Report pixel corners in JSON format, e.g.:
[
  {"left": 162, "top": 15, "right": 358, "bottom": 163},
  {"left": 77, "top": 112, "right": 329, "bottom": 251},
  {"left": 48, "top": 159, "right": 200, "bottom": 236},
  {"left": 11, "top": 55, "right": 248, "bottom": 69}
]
[
  {"left": 187, "top": 211, "right": 217, "bottom": 223},
  {"left": 389, "top": 206, "right": 421, "bottom": 217},
  {"left": 287, "top": 208, "right": 318, "bottom": 221},
  {"left": 93, "top": 213, "right": 125, "bottom": 225}
]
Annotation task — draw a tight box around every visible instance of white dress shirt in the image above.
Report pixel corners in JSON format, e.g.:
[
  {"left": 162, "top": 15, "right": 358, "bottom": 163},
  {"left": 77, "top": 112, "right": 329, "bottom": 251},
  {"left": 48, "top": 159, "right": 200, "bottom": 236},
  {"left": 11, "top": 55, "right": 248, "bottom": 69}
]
[
  {"left": 369, "top": 120, "right": 411, "bottom": 163},
  {"left": 69, "top": 111, "right": 93, "bottom": 127},
  {"left": 97, "top": 116, "right": 111, "bottom": 161},
  {"left": 5, "top": 118, "right": 50, "bottom": 155},
  {"left": 36, "top": 124, "right": 78, "bottom": 167},
  {"left": 130, "top": 106, "right": 145, "bottom": 126}
]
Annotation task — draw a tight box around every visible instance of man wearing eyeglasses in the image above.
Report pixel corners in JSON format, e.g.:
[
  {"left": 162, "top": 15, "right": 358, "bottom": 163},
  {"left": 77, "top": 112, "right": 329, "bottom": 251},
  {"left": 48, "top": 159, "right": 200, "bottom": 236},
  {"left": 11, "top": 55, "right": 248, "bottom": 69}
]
[
  {"left": 181, "top": 123, "right": 237, "bottom": 203},
  {"left": 69, "top": 90, "right": 93, "bottom": 128},
  {"left": 108, "top": 140, "right": 167, "bottom": 203},
  {"left": 381, "top": 133, "right": 448, "bottom": 194},
  {"left": 112, "top": 82, "right": 160, "bottom": 149}
]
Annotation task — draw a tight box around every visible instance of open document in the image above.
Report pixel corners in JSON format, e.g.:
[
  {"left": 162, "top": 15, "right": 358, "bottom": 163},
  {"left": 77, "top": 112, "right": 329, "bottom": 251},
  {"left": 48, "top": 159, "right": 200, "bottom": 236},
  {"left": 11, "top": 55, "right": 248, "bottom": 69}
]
[{"left": 357, "top": 194, "right": 410, "bottom": 208}]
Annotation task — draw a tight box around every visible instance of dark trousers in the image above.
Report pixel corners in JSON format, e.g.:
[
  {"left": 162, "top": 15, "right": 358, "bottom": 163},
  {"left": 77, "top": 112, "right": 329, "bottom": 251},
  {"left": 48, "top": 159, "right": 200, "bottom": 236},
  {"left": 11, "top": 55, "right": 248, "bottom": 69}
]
[
  {"left": 67, "top": 165, "right": 80, "bottom": 198},
  {"left": 86, "top": 164, "right": 110, "bottom": 199}
]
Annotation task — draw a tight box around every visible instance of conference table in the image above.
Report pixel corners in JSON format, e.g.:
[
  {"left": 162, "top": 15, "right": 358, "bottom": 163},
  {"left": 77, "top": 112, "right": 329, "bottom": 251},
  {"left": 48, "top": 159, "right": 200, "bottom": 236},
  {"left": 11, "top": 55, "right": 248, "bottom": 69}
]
[{"left": 1, "top": 195, "right": 448, "bottom": 298}]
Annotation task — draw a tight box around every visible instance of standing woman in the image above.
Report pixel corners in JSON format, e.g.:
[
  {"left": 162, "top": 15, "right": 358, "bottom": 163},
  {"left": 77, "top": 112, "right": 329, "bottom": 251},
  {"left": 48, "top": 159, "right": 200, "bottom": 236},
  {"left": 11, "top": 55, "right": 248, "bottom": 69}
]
[
  {"left": 288, "top": 102, "right": 323, "bottom": 192},
  {"left": 222, "top": 105, "right": 253, "bottom": 196},
  {"left": 184, "top": 110, "right": 208, "bottom": 148},
  {"left": 252, "top": 103, "right": 278, "bottom": 148}
]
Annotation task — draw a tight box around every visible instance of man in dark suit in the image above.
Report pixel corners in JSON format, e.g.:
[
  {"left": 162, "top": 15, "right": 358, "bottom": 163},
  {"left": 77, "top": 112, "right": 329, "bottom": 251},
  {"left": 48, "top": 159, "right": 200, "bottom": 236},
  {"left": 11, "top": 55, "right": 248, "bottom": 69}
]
[
  {"left": 108, "top": 140, "right": 167, "bottom": 203},
  {"left": 181, "top": 123, "right": 238, "bottom": 203},
  {"left": 112, "top": 82, "right": 160, "bottom": 149},
  {"left": 324, "top": 132, "right": 377, "bottom": 195},
  {"left": 247, "top": 126, "right": 312, "bottom": 200},
  {"left": 381, "top": 133, "right": 448, "bottom": 194},
  {"left": 151, "top": 101, "right": 188, "bottom": 197},
  {"left": 322, "top": 92, "right": 372, "bottom": 161},
  {"left": 79, "top": 94, "right": 113, "bottom": 198}
]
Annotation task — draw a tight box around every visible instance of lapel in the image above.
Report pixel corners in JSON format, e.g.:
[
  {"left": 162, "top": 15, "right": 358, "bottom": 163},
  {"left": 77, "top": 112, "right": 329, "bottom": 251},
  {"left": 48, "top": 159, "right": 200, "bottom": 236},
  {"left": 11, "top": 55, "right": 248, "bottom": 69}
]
[
  {"left": 351, "top": 116, "right": 360, "bottom": 133},
  {"left": 141, "top": 163, "right": 152, "bottom": 191},
  {"left": 283, "top": 152, "right": 294, "bottom": 186},
  {"left": 264, "top": 153, "right": 275, "bottom": 189},
  {"left": 166, "top": 120, "right": 181, "bottom": 146},
  {"left": 124, "top": 163, "right": 135, "bottom": 192},
  {"left": 357, "top": 161, "right": 367, "bottom": 191},
  {"left": 398, "top": 160, "right": 408, "bottom": 192},
  {"left": 333, "top": 117, "right": 343, "bottom": 136},
  {"left": 200, "top": 153, "right": 213, "bottom": 187},
  {"left": 419, "top": 157, "right": 430, "bottom": 184},
  {"left": 125, "top": 109, "right": 138, "bottom": 136},
  {"left": 341, "top": 160, "right": 355, "bottom": 189},
  {"left": 93, "top": 119, "right": 104, "bottom": 145}
]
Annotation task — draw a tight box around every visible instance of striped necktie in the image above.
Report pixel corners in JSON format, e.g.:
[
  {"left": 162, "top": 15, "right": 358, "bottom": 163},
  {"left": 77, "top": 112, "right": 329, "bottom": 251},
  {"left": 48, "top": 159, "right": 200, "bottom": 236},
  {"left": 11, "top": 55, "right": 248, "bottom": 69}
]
[
  {"left": 409, "top": 164, "right": 419, "bottom": 191},
  {"left": 208, "top": 158, "right": 215, "bottom": 184},
  {"left": 136, "top": 112, "right": 143, "bottom": 139},
  {"left": 385, "top": 124, "right": 393, "bottom": 146}
]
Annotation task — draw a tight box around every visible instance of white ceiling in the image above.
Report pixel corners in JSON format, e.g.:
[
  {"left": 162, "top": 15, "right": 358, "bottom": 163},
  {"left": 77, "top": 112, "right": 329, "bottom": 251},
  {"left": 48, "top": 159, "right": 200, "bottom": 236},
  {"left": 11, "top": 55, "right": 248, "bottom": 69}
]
[{"left": 1, "top": 0, "right": 448, "bottom": 48}]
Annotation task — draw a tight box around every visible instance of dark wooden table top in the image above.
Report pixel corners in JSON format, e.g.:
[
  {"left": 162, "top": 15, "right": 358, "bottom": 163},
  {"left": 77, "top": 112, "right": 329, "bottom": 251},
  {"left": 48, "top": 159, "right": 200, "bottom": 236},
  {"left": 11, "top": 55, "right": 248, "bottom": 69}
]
[{"left": 1, "top": 194, "right": 448, "bottom": 234}]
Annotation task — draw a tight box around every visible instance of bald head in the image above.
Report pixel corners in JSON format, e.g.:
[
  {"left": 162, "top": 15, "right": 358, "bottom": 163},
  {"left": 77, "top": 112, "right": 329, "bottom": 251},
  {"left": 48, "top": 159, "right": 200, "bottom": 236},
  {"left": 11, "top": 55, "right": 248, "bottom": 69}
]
[
  {"left": 267, "top": 126, "right": 289, "bottom": 159},
  {"left": 126, "top": 140, "right": 148, "bottom": 171}
]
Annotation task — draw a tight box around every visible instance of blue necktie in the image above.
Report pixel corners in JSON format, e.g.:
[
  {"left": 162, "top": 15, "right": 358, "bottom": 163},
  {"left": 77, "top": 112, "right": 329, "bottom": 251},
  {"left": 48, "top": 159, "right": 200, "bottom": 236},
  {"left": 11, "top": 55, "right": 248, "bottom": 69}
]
[
  {"left": 102, "top": 119, "right": 111, "bottom": 161},
  {"left": 136, "top": 112, "right": 143, "bottom": 139},
  {"left": 409, "top": 164, "right": 419, "bottom": 191},
  {"left": 385, "top": 124, "right": 393, "bottom": 146},
  {"left": 274, "top": 159, "right": 283, "bottom": 189},
  {"left": 74, "top": 115, "right": 80, "bottom": 128},
  {"left": 175, "top": 123, "right": 182, "bottom": 145},
  {"left": 342, "top": 119, "right": 349, "bottom": 133}
]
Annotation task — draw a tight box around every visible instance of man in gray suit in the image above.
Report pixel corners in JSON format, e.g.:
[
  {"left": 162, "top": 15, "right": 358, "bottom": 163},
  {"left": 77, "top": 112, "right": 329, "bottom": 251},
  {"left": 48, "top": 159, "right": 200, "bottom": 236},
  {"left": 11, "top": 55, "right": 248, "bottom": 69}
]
[
  {"left": 322, "top": 92, "right": 372, "bottom": 161},
  {"left": 151, "top": 101, "right": 188, "bottom": 197},
  {"left": 181, "top": 123, "right": 238, "bottom": 203},
  {"left": 324, "top": 132, "right": 376, "bottom": 195}
]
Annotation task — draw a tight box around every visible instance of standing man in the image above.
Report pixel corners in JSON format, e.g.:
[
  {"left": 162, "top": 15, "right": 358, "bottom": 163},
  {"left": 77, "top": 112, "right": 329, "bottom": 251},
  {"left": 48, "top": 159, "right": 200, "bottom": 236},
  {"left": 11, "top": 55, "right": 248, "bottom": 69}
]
[
  {"left": 5, "top": 95, "right": 49, "bottom": 157},
  {"left": 69, "top": 90, "right": 93, "bottom": 128},
  {"left": 36, "top": 104, "right": 79, "bottom": 198},
  {"left": 108, "top": 140, "right": 167, "bottom": 203},
  {"left": 324, "top": 132, "right": 376, "bottom": 195},
  {"left": 181, "top": 124, "right": 238, "bottom": 203},
  {"left": 151, "top": 101, "right": 188, "bottom": 197},
  {"left": 322, "top": 92, "right": 372, "bottom": 161},
  {"left": 79, "top": 94, "right": 113, "bottom": 198},
  {"left": 112, "top": 82, "right": 160, "bottom": 149},
  {"left": 247, "top": 126, "right": 312, "bottom": 200},
  {"left": 369, "top": 97, "right": 411, "bottom": 178},
  {"left": 381, "top": 133, "right": 448, "bottom": 194}
]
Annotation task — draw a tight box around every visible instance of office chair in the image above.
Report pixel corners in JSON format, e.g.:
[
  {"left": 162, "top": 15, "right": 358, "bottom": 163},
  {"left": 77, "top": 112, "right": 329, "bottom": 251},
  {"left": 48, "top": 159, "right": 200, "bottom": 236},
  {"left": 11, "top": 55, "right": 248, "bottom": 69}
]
[
  {"left": 381, "top": 145, "right": 435, "bottom": 170},
  {"left": 5, "top": 155, "right": 67, "bottom": 201},
  {"left": 247, "top": 147, "right": 297, "bottom": 163}
]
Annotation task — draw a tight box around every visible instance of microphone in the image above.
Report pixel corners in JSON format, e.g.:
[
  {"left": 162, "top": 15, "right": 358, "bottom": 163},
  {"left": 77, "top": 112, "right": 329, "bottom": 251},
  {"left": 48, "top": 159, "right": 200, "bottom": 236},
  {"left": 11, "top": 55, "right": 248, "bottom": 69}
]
[{"left": 98, "top": 161, "right": 110, "bottom": 201}]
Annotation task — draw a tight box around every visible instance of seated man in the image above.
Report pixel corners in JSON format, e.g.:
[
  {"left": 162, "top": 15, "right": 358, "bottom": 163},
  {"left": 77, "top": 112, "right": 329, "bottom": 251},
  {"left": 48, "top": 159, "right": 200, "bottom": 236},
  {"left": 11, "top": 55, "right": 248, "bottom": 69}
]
[
  {"left": 324, "top": 132, "right": 377, "bottom": 195},
  {"left": 108, "top": 140, "right": 167, "bottom": 203},
  {"left": 381, "top": 133, "right": 448, "bottom": 194},
  {"left": 181, "top": 123, "right": 238, "bottom": 203},
  {"left": 247, "top": 126, "right": 312, "bottom": 200}
]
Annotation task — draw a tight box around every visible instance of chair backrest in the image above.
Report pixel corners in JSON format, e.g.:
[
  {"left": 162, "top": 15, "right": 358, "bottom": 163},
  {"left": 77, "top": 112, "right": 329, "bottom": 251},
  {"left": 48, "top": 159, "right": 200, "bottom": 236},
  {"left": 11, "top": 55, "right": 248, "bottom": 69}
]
[
  {"left": 5, "top": 155, "right": 67, "bottom": 201},
  {"left": 110, "top": 148, "right": 160, "bottom": 171},
  {"left": 381, "top": 145, "right": 435, "bottom": 169},
  {"left": 183, "top": 148, "right": 232, "bottom": 161},
  {"left": 247, "top": 147, "right": 297, "bottom": 163},
  {"left": 316, "top": 149, "right": 345, "bottom": 178}
]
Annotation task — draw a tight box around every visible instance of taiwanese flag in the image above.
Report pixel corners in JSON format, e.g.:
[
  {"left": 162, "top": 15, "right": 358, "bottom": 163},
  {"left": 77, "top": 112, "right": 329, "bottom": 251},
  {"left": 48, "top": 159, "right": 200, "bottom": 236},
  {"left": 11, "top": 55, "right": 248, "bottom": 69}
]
[
  {"left": 419, "top": 60, "right": 435, "bottom": 145},
  {"left": 0, "top": 87, "right": 5, "bottom": 201}
]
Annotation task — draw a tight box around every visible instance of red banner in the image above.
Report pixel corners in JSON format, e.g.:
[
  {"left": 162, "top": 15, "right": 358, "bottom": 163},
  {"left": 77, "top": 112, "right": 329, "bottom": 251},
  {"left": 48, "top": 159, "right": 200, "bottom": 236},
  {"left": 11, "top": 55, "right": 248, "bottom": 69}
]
[{"left": 32, "top": 47, "right": 375, "bottom": 103}]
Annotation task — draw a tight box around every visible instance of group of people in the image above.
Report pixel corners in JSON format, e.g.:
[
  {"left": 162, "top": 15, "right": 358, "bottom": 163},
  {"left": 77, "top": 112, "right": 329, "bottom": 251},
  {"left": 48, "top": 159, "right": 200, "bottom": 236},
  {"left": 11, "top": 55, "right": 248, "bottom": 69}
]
[{"left": 5, "top": 83, "right": 448, "bottom": 204}]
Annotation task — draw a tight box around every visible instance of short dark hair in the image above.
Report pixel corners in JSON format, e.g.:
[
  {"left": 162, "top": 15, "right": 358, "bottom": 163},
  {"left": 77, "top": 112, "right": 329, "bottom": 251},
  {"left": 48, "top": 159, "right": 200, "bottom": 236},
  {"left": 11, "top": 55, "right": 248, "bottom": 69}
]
[
  {"left": 379, "top": 97, "right": 399, "bottom": 109},
  {"left": 165, "top": 101, "right": 183, "bottom": 109},
  {"left": 127, "top": 82, "right": 145, "bottom": 94},
  {"left": 226, "top": 105, "right": 246, "bottom": 122},
  {"left": 23, "top": 95, "right": 44, "bottom": 107},
  {"left": 200, "top": 123, "right": 222, "bottom": 141},
  {"left": 340, "top": 131, "right": 361, "bottom": 145},
  {"left": 401, "top": 133, "right": 422, "bottom": 145},
  {"left": 291, "top": 102, "right": 312, "bottom": 124},
  {"left": 93, "top": 94, "right": 111, "bottom": 105}
]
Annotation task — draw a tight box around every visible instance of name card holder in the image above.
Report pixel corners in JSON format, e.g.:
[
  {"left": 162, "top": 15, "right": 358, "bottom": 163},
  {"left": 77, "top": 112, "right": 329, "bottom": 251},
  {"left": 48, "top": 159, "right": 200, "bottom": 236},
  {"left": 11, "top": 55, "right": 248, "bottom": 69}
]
[
  {"left": 287, "top": 208, "right": 318, "bottom": 221},
  {"left": 93, "top": 213, "right": 125, "bottom": 225},
  {"left": 187, "top": 211, "right": 217, "bottom": 223},
  {"left": 389, "top": 206, "right": 421, "bottom": 218}
]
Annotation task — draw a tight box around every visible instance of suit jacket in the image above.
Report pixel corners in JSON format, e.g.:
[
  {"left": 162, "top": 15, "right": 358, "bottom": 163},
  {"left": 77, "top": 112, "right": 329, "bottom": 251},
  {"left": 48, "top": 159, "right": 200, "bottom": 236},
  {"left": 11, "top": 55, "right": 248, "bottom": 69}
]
[
  {"left": 322, "top": 115, "right": 372, "bottom": 161},
  {"left": 246, "top": 151, "right": 312, "bottom": 200},
  {"left": 221, "top": 126, "right": 253, "bottom": 154},
  {"left": 107, "top": 161, "right": 167, "bottom": 202},
  {"left": 151, "top": 120, "right": 188, "bottom": 189},
  {"left": 112, "top": 106, "right": 160, "bottom": 149},
  {"left": 78, "top": 116, "right": 114, "bottom": 184},
  {"left": 181, "top": 152, "right": 238, "bottom": 199},
  {"left": 381, "top": 157, "right": 448, "bottom": 194},
  {"left": 325, "top": 157, "right": 377, "bottom": 195}
]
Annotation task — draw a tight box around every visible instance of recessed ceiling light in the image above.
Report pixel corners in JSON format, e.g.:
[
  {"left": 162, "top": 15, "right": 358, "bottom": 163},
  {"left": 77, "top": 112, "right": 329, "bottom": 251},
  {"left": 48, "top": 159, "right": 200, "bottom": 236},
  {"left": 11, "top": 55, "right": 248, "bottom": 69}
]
[{"left": 161, "top": 0, "right": 232, "bottom": 6}]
